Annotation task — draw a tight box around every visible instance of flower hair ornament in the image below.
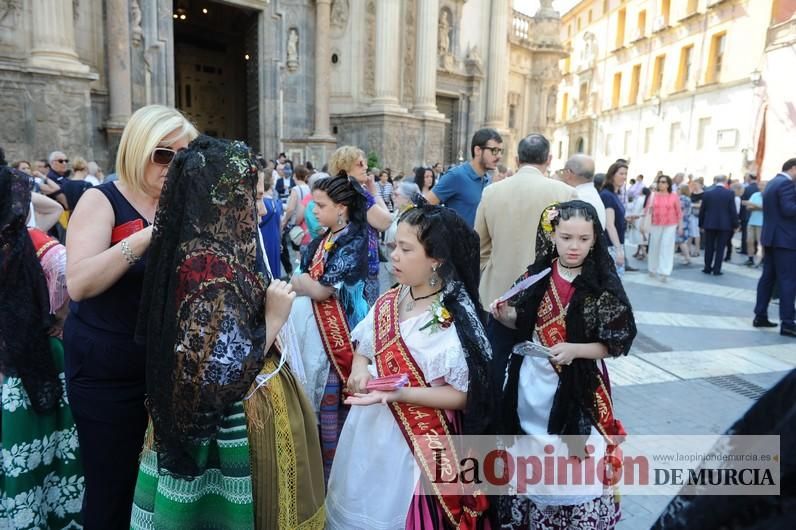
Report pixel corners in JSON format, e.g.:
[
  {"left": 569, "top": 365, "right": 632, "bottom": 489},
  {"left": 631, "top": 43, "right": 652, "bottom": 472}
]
[{"left": 540, "top": 202, "right": 561, "bottom": 234}]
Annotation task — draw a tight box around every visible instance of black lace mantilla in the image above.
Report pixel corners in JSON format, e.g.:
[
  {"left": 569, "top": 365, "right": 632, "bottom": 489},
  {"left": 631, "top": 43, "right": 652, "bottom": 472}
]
[
  {"left": 502, "top": 200, "right": 637, "bottom": 437},
  {"left": 0, "top": 167, "right": 60, "bottom": 413},
  {"left": 136, "top": 136, "right": 268, "bottom": 478}
]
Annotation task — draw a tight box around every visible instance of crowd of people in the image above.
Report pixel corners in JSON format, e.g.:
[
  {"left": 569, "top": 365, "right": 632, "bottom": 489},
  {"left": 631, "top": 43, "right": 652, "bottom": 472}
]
[{"left": 1, "top": 102, "right": 794, "bottom": 530}]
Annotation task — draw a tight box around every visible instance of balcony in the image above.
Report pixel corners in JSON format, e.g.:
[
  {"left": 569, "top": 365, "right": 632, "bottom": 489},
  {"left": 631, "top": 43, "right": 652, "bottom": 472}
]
[{"left": 510, "top": 10, "right": 566, "bottom": 53}]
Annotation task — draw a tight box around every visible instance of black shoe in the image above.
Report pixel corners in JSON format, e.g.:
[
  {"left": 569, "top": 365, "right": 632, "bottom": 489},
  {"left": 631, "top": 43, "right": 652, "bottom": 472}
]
[
  {"left": 625, "top": 265, "right": 639, "bottom": 272},
  {"left": 781, "top": 324, "right": 796, "bottom": 337},
  {"left": 753, "top": 317, "right": 778, "bottom": 328},
  {"left": 745, "top": 257, "right": 755, "bottom": 267},
  {"left": 713, "top": 271, "right": 723, "bottom": 276},
  {"left": 702, "top": 268, "right": 712, "bottom": 274},
  {"left": 724, "top": 256, "right": 731, "bottom": 262}
]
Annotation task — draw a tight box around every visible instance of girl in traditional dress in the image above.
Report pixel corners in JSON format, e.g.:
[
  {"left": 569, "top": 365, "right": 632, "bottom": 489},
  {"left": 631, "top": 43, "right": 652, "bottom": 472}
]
[
  {"left": 328, "top": 146, "right": 393, "bottom": 305},
  {"left": 326, "top": 205, "right": 493, "bottom": 529},
  {"left": 0, "top": 167, "right": 84, "bottom": 529},
  {"left": 289, "top": 175, "right": 371, "bottom": 480},
  {"left": 131, "top": 136, "right": 324, "bottom": 529},
  {"left": 491, "top": 200, "right": 636, "bottom": 530}
]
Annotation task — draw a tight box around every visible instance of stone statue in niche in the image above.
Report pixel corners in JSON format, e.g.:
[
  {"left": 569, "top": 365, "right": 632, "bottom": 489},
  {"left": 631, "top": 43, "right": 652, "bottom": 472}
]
[
  {"left": 330, "top": 0, "right": 349, "bottom": 30},
  {"left": 438, "top": 10, "right": 450, "bottom": 56},
  {"left": 131, "top": 0, "right": 144, "bottom": 47},
  {"left": 546, "top": 89, "right": 557, "bottom": 123},
  {"left": 581, "top": 32, "right": 597, "bottom": 69},
  {"left": 286, "top": 28, "right": 299, "bottom": 72}
]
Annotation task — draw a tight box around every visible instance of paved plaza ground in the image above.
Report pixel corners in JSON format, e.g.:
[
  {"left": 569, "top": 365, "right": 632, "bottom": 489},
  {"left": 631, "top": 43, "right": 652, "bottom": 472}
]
[{"left": 613, "top": 247, "right": 793, "bottom": 529}]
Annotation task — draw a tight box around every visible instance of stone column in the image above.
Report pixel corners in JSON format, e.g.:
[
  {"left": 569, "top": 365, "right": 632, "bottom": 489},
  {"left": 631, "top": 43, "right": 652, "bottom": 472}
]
[
  {"left": 105, "top": 0, "right": 133, "bottom": 127},
  {"left": 312, "top": 0, "right": 333, "bottom": 138},
  {"left": 413, "top": 0, "right": 442, "bottom": 117},
  {"left": 484, "top": 0, "right": 509, "bottom": 128},
  {"left": 29, "top": 0, "right": 89, "bottom": 73},
  {"left": 372, "top": 0, "right": 405, "bottom": 111}
]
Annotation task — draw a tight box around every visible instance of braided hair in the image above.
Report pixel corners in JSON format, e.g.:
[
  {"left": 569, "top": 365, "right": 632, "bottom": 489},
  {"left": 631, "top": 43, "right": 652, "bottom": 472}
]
[{"left": 313, "top": 175, "right": 367, "bottom": 225}]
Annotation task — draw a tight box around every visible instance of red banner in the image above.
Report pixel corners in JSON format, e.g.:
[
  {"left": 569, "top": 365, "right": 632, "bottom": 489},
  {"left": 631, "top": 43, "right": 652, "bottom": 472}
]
[{"left": 373, "top": 288, "right": 487, "bottom": 529}]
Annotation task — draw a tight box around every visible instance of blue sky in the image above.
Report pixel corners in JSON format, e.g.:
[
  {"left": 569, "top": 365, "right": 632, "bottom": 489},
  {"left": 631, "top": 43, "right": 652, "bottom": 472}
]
[{"left": 514, "top": 0, "right": 581, "bottom": 17}]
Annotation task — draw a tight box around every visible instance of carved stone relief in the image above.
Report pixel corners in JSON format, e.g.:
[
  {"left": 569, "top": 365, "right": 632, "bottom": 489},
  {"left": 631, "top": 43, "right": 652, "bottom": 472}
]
[
  {"left": 0, "top": 0, "right": 21, "bottom": 34},
  {"left": 401, "top": 0, "right": 416, "bottom": 107},
  {"left": 364, "top": 0, "right": 376, "bottom": 97},
  {"left": 330, "top": 0, "right": 349, "bottom": 34},
  {"left": 0, "top": 86, "right": 26, "bottom": 144}
]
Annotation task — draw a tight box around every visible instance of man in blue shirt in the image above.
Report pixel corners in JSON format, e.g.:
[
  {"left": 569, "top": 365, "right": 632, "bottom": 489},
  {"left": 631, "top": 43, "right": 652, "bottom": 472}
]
[{"left": 426, "top": 128, "right": 503, "bottom": 226}]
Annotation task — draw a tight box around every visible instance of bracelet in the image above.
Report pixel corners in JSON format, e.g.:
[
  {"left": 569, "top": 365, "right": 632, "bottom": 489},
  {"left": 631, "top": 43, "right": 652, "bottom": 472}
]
[{"left": 120, "top": 239, "right": 142, "bottom": 266}]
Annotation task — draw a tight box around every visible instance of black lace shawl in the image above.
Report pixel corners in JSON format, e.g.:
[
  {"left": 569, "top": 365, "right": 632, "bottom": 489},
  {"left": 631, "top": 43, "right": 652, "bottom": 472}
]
[
  {"left": 0, "top": 167, "right": 61, "bottom": 412},
  {"left": 651, "top": 369, "right": 796, "bottom": 530},
  {"left": 300, "top": 221, "right": 370, "bottom": 328},
  {"left": 501, "top": 200, "right": 636, "bottom": 437},
  {"left": 136, "top": 136, "right": 268, "bottom": 478}
]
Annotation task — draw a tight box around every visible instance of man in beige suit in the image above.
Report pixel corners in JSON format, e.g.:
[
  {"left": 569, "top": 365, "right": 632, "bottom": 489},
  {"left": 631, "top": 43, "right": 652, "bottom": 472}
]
[{"left": 474, "top": 134, "right": 576, "bottom": 389}]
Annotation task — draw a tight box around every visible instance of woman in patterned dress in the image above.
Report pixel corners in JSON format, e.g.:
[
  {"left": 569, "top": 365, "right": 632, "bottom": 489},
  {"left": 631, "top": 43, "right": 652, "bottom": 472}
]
[
  {"left": 0, "top": 167, "right": 83, "bottom": 529},
  {"left": 131, "top": 136, "right": 324, "bottom": 529},
  {"left": 491, "top": 201, "right": 636, "bottom": 530}
]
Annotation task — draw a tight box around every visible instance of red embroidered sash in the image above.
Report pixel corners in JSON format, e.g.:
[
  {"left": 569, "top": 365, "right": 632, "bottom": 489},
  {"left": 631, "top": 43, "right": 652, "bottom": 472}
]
[
  {"left": 308, "top": 232, "right": 355, "bottom": 383},
  {"left": 373, "top": 288, "right": 487, "bottom": 529}
]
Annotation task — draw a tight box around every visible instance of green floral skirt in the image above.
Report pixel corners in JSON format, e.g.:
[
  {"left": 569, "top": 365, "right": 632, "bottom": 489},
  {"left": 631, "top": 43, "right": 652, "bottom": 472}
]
[{"left": 0, "top": 337, "right": 84, "bottom": 529}]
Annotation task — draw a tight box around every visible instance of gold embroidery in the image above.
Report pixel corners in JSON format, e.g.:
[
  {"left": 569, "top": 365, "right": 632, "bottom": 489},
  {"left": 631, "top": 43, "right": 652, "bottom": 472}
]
[
  {"left": 295, "top": 503, "right": 326, "bottom": 530},
  {"left": 263, "top": 357, "right": 299, "bottom": 529}
]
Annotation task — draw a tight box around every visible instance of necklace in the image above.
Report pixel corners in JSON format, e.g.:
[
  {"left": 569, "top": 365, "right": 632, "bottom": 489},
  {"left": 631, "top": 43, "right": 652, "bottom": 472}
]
[
  {"left": 331, "top": 223, "right": 349, "bottom": 235},
  {"left": 405, "top": 286, "right": 442, "bottom": 311},
  {"left": 556, "top": 259, "right": 582, "bottom": 283}
]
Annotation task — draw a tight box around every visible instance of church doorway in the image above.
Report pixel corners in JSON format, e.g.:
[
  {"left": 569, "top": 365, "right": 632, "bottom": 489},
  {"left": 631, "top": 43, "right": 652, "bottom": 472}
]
[
  {"left": 173, "top": 0, "right": 259, "bottom": 145},
  {"left": 436, "top": 95, "right": 459, "bottom": 166}
]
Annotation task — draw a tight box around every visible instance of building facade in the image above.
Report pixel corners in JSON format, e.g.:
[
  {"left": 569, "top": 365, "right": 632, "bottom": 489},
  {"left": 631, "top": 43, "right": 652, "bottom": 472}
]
[
  {"left": 0, "top": 0, "right": 564, "bottom": 174},
  {"left": 757, "top": 0, "right": 796, "bottom": 179},
  {"left": 551, "top": 0, "right": 778, "bottom": 179}
]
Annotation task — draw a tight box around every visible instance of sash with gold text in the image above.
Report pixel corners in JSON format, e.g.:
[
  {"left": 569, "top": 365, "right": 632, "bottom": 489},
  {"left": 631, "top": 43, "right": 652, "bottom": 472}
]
[
  {"left": 308, "top": 232, "right": 355, "bottom": 383},
  {"left": 373, "top": 288, "right": 487, "bottom": 529}
]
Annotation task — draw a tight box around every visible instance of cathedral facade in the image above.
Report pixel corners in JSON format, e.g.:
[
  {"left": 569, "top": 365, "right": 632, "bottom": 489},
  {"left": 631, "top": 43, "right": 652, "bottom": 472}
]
[{"left": 0, "top": 0, "right": 564, "bottom": 173}]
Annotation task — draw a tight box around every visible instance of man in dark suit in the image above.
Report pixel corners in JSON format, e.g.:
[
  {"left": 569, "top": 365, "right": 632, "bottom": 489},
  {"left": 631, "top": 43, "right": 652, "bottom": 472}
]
[
  {"left": 699, "top": 174, "right": 739, "bottom": 275},
  {"left": 754, "top": 158, "right": 796, "bottom": 336}
]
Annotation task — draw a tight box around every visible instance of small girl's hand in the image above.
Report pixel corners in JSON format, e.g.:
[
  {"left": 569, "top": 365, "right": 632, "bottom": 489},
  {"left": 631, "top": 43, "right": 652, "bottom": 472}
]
[
  {"left": 549, "top": 343, "right": 579, "bottom": 366},
  {"left": 344, "top": 390, "right": 397, "bottom": 406}
]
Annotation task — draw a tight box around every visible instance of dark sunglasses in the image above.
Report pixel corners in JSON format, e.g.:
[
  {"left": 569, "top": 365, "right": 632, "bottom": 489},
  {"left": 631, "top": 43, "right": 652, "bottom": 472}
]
[
  {"left": 55, "top": 159, "right": 68, "bottom": 164},
  {"left": 151, "top": 147, "right": 177, "bottom": 166}
]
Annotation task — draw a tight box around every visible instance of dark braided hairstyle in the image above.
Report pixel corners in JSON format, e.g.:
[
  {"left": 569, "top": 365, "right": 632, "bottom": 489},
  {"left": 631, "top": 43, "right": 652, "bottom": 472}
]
[
  {"left": 312, "top": 175, "right": 367, "bottom": 225},
  {"left": 398, "top": 205, "right": 494, "bottom": 434}
]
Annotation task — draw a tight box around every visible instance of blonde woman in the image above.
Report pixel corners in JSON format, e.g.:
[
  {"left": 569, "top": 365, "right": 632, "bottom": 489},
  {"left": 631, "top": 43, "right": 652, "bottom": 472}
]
[
  {"left": 63, "top": 104, "right": 198, "bottom": 528},
  {"left": 70, "top": 156, "right": 89, "bottom": 181},
  {"left": 328, "top": 145, "right": 392, "bottom": 303}
]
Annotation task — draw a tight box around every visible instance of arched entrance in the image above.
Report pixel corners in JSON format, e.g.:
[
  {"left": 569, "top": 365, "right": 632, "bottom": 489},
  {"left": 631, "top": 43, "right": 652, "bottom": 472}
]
[{"left": 173, "top": 1, "right": 259, "bottom": 144}]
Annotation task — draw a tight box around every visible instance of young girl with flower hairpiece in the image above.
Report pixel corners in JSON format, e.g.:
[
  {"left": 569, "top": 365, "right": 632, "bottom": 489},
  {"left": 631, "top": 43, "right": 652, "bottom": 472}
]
[
  {"left": 288, "top": 175, "right": 371, "bottom": 480},
  {"left": 491, "top": 200, "right": 636, "bottom": 530},
  {"left": 325, "top": 205, "right": 493, "bottom": 530}
]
